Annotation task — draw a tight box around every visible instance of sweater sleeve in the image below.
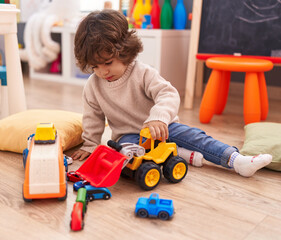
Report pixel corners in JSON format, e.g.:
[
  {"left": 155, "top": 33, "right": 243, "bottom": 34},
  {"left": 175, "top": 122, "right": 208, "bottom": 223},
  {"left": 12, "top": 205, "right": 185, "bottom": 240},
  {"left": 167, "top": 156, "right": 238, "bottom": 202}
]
[
  {"left": 143, "top": 68, "right": 180, "bottom": 125},
  {"left": 80, "top": 79, "right": 106, "bottom": 153}
]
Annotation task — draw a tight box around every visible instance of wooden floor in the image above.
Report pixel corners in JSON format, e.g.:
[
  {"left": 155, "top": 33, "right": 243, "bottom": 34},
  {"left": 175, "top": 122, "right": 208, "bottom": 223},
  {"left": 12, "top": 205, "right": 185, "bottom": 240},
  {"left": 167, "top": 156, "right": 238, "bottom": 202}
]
[{"left": 1, "top": 77, "right": 281, "bottom": 240}]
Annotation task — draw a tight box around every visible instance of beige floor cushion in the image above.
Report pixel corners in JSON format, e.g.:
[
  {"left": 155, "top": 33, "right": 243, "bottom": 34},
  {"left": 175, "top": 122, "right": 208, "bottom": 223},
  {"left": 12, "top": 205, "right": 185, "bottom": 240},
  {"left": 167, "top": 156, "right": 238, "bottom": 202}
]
[
  {"left": 240, "top": 122, "right": 281, "bottom": 171},
  {"left": 0, "top": 109, "right": 83, "bottom": 153}
]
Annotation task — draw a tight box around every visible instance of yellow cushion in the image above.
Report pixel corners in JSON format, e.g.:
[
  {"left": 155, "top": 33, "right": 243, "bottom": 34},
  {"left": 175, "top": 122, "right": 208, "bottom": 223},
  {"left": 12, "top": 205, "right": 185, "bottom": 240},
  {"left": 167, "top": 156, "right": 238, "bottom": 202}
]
[{"left": 0, "top": 109, "right": 83, "bottom": 153}]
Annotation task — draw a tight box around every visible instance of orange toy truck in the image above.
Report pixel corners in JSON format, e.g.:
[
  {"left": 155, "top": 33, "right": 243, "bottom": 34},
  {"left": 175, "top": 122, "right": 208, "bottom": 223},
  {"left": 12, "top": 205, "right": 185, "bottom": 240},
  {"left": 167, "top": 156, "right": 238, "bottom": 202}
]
[{"left": 22, "top": 123, "right": 67, "bottom": 202}]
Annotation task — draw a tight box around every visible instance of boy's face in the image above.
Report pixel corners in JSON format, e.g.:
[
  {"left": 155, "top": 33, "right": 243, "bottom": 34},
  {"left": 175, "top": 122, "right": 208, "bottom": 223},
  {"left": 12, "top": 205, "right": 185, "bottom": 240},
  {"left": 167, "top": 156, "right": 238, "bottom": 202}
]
[{"left": 92, "top": 57, "right": 127, "bottom": 82}]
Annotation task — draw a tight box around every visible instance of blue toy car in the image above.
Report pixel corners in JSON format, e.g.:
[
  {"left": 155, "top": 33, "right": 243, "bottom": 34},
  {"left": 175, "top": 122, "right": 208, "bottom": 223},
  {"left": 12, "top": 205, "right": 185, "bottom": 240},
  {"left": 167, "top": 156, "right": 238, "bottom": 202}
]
[
  {"left": 84, "top": 185, "right": 112, "bottom": 201},
  {"left": 135, "top": 193, "right": 174, "bottom": 220},
  {"left": 73, "top": 180, "right": 90, "bottom": 191}
]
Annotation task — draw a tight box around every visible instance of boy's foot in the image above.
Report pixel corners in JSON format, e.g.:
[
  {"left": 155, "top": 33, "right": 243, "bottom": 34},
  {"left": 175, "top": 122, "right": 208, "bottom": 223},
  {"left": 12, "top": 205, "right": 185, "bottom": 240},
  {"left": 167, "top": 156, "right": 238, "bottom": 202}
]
[
  {"left": 177, "top": 147, "right": 203, "bottom": 167},
  {"left": 228, "top": 152, "right": 272, "bottom": 177}
]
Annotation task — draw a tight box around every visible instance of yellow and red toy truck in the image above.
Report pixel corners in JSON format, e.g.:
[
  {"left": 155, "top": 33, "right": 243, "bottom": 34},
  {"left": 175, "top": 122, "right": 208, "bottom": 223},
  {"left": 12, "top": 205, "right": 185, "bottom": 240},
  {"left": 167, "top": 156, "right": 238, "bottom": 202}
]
[{"left": 122, "top": 128, "right": 188, "bottom": 190}]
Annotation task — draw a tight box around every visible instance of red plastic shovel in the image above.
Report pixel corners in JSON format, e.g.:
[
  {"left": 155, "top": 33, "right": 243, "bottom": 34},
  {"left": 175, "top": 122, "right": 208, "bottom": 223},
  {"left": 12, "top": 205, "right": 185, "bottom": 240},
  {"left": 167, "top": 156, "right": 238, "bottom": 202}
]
[{"left": 76, "top": 145, "right": 127, "bottom": 188}]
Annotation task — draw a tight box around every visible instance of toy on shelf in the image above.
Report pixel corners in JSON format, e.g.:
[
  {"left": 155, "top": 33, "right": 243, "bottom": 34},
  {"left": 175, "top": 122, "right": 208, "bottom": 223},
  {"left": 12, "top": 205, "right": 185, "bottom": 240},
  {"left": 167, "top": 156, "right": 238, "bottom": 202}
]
[
  {"left": 70, "top": 188, "right": 87, "bottom": 231},
  {"left": 19, "top": 0, "right": 80, "bottom": 71},
  {"left": 121, "top": 128, "right": 188, "bottom": 190},
  {"left": 49, "top": 53, "right": 62, "bottom": 74},
  {"left": 174, "top": 0, "right": 187, "bottom": 30},
  {"left": 22, "top": 123, "right": 67, "bottom": 202},
  {"left": 135, "top": 193, "right": 174, "bottom": 220},
  {"left": 141, "top": 15, "right": 153, "bottom": 29},
  {"left": 132, "top": 0, "right": 145, "bottom": 28},
  {"left": 144, "top": 0, "right": 152, "bottom": 15},
  {"left": 151, "top": 0, "right": 161, "bottom": 29},
  {"left": 160, "top": 0, "right": 173, "bottom": 29}
]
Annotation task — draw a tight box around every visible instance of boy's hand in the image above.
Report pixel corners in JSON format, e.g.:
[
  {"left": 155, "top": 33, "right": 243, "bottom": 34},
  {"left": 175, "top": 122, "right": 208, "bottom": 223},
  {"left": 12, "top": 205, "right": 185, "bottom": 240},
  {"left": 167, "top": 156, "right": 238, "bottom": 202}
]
[
  {"left": 142, "top": 120, "right": 168, "bottom": 141},
  {"left": 71, "top": 149, "right": 91, "bottom": 161}
]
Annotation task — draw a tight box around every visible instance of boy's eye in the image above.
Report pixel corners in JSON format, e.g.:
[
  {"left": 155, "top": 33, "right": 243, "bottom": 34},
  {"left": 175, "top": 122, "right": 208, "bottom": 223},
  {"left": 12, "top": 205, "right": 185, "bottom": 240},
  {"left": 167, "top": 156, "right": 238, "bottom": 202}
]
[
  {"left": 92, "top": 66, "right": 97, "bottom": 70},
  {"left": 105, "top": 61, "right": 113, "bottom": 65}
]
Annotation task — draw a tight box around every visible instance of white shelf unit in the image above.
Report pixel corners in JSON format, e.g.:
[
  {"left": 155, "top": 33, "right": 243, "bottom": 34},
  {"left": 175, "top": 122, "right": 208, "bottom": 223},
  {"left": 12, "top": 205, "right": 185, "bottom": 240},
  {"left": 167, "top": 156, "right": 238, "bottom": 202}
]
[
  {"left": 137, "top": 29, "right": 190, "bottom": 96},
  {"left": 30, "top": 27, "right": 190, "bottom": 95},
  {"left": 30, "top": 26, "right": 85, "bottom": 85}
]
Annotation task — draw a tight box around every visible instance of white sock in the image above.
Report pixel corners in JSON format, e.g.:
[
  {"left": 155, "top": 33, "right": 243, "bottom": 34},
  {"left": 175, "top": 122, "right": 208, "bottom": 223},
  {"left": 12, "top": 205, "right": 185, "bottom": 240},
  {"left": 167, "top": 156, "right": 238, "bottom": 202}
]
[
  {"left": 177, "top": 147, "right": 203, "bottom": 167},
  {"left": 228, "top": 152, "right": 272, "bottom": 177}
]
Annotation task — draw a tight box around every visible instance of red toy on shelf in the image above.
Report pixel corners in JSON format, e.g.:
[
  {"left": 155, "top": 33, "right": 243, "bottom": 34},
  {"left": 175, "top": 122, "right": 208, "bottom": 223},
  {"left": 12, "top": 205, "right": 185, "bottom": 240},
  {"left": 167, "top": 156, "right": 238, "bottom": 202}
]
[{"left": 76, "top": 145, "right": 127, "bottom": 188}]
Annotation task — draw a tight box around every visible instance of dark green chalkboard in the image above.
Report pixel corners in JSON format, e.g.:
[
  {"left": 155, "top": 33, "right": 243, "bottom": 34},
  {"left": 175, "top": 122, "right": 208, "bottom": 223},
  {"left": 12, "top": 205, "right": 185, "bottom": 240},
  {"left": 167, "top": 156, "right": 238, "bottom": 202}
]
[{"left": 198, "top": 0, "right": 281, "bottom": 57}]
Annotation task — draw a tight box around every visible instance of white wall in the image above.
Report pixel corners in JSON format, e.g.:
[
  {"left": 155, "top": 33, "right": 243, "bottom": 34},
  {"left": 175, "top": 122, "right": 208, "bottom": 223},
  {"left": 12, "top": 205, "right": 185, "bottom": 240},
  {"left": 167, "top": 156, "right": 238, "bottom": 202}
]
[
  {"left": 80, "top": 0, "right": 120, "bottom": 11},
  {"left": 19, "top": 0, "right": 120, "bottom": 22}
]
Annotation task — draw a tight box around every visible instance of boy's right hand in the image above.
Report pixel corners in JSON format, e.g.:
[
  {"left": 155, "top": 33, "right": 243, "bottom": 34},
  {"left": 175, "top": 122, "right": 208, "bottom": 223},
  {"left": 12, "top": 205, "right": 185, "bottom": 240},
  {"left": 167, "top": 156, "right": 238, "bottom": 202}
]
[
  {"left": 71, "top": 149, "right": 91, "bottom": 161},
  {"left": 142, "top": 120, "right": 169, "bottom": 141}
]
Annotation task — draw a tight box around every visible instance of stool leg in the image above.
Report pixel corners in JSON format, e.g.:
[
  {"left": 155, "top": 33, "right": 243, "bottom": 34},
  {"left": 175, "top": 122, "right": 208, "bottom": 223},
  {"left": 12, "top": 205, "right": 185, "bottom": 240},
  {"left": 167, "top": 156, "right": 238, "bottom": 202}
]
[
  {"left": 4, "top": 33, "right": 27, "bottom": 115},
  {"left": 200, "top": 69, "right": 221, "bottom": 123},
  {"left": 244, "top": 72, "right": 261, "bottom": 124},
  {"left": 258, "top": 72, "right": 268, "bottom": 120},
  {"left": 0, "top": 85, "right": 9, "bottom": 118},
  {"left": 215, "top": 71, "right": 231, "bottom": 114}
]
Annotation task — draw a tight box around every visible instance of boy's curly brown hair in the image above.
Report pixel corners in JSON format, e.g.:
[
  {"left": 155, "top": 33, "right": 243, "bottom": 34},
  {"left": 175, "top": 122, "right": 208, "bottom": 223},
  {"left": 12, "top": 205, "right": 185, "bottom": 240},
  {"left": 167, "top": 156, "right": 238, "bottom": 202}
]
[{"left": 74, "top": 9, "right": 143, "bottom": 72}]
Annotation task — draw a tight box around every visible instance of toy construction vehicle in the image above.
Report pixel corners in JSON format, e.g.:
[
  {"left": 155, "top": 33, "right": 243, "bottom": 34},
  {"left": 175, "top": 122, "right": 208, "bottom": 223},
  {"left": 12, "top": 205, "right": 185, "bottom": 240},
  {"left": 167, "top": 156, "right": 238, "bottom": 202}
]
[
  {"left": 75, "top": 128, "right": 188, "bottom": 191},
  {"left": 121, "top": 128, "right": 188, "bottom": 190}
]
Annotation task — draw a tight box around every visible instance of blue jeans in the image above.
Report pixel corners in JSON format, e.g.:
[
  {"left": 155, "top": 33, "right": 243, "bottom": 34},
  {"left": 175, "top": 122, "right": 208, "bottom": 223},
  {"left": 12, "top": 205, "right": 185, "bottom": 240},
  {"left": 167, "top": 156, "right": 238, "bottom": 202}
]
[{"left": 118, "top": 122, "right": 238, "bottom": 168}]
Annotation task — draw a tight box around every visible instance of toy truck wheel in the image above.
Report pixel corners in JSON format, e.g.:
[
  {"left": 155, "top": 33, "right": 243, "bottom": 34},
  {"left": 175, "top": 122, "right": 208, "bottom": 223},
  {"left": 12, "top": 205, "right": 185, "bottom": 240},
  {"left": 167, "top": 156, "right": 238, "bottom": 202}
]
[
  {"left": 87, "top": 195, "right": 95, "bottom": 202},
  {"left": 137, "top": 208, "right": 149, "bottom": 218},
  {"left": 158, "top": 211, "right": 170, "bottom": 221},
  {"left": 163, "top": 156, "right": 188, "bottom": 183},
  {"left": 58, "top": 183, "right": 68, "bottom": 201},
  {"left": 135, "top": 162, "right": 161, "bottom": 191},
  {"left": 103, "top": 193, "right": 111, "bottom": 200},
  {"left": 22, "top": 185, "right": 32, "bottom": 202}
]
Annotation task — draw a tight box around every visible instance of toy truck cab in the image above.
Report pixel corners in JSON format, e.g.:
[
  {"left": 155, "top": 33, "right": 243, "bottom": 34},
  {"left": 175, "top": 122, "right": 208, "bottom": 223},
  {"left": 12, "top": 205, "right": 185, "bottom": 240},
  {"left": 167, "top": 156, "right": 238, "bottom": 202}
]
[
  {"left": 34, "top": 123, "right": 57, "bottom": 144},
  {"left": 135, "top": 193, "right": 174, "bottom": 220},
  {"left": 123, "top": 128, "right": 188, "bottom": 190}
]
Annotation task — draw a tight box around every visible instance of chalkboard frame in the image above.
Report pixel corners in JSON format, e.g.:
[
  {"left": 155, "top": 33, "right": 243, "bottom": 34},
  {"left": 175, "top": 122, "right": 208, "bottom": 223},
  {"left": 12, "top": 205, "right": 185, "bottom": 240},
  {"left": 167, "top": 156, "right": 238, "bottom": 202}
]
[{"left": 198, "top": 0, "right": 281, "bottom": 58}]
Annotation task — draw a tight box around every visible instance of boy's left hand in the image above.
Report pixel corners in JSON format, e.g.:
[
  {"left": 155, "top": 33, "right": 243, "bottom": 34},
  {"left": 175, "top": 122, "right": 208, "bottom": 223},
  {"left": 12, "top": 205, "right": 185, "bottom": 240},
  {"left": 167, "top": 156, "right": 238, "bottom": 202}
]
[{"left": 142, "top": 120, "right": 168, "bottom": 141}]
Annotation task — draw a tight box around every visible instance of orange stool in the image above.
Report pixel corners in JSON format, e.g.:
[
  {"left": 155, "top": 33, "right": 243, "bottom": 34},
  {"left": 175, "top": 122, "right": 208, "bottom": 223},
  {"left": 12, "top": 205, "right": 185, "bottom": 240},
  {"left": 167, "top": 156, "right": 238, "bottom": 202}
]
[{"left": 199, "top": 57, "right": 273, "bottom": 125}]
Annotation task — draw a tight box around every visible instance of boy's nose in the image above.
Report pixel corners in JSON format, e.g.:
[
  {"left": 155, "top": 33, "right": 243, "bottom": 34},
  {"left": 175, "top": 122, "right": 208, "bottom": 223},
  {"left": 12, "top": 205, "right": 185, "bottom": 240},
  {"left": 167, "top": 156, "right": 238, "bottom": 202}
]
[{"left": 102, "top": 69, "right": 110, "bottom": 76}]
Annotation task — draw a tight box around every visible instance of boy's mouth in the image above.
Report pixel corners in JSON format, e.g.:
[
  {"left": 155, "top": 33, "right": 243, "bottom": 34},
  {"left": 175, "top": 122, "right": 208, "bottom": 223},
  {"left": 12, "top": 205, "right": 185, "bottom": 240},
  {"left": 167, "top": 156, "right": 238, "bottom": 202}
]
[{"left": 106, "top": 76, "right": 114, "bottom": 81}]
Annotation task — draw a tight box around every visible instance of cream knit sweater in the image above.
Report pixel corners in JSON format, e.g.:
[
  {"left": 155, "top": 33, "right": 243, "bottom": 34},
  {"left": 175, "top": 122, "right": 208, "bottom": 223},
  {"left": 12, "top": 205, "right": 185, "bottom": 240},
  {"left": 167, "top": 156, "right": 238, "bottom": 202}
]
[{"left": 81, "top": 60, "right": 180, "bottom": 153}]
